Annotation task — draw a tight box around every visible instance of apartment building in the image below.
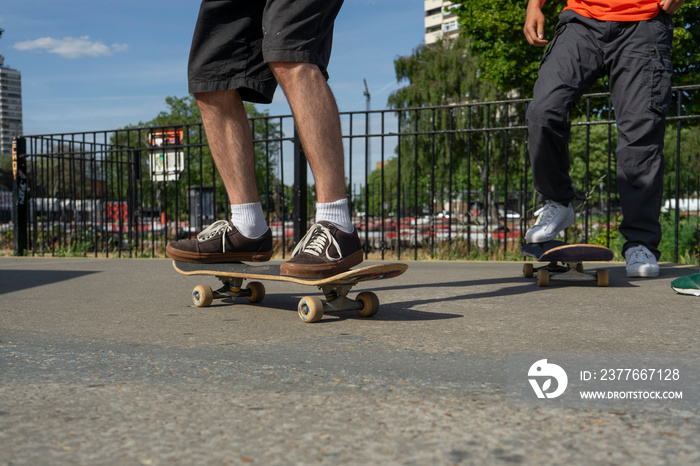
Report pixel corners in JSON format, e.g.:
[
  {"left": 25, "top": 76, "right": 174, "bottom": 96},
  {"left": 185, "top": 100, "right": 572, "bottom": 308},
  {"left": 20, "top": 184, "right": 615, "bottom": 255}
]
[
  {"left": 0, "top": 53, "right": 23, "bottom": 156},
  {"left": 424, "top": 0, "right": 460, "bottom": 44}
]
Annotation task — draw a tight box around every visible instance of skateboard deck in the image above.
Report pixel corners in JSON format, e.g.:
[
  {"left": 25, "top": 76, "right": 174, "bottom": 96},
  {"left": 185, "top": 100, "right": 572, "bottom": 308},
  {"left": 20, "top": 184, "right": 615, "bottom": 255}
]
[
  {"left": 173, "top": 261, "right": 408, "bottom": 323},
  {"left": 521, "top": 240, "right": 613, "bottom": 287}
]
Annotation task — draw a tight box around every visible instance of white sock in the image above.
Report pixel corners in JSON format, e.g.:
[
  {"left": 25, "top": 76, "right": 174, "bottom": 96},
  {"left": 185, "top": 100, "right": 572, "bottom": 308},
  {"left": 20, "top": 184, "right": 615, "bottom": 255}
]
[
  {"left": 315, "top": 198, "right": 353, "bottom": 233},
  {"left": 231, "top": 202, "right": 268, "bottom": 239}
]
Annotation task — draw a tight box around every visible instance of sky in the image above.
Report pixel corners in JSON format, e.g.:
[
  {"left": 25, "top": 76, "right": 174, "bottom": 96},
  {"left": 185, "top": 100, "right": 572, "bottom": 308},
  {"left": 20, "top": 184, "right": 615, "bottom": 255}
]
[{"left": 1, "top": 0, "right": 427, "bottom": 136}]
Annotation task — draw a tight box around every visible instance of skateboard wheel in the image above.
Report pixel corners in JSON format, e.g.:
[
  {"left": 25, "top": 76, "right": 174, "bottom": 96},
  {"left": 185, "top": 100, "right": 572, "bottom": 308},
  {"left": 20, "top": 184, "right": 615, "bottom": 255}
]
[
  {"left": 246, "top": 281, "right": 265, "bottom": 303},
  {"left": 537, "top": 269, "right": 550, "bottom": 287},
  {"left": 192, "top": 285, "right": 213, "bottom": 307},
  {"left": 523, "top": 263, "right": 534, "bottom": 278},
  {"left": 298, "top": 296, "right": 324, "bottom": 323},
  {"left": 596, "top": 269, "right": 609, "bottom": 287},
  {"left": 355, "top": 292, "right": 380, "bottom": 318}
]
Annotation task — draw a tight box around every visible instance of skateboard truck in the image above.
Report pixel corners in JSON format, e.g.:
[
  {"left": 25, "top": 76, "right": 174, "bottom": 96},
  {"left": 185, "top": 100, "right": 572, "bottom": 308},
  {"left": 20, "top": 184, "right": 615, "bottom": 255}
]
[
  {"left": 192, "top": 275, "right": 379, "bottom": 323},
  {"left": 298, "top": 285, "right": 379, "bottom": 323},
  {"left": 521, "top": 241, "right": 613, "bottom": 287},
  {"left": 523, "top": 260, "right": 609, "bottom": 287},
  {"left": 192, "top": 276, "right": 266, "bottom": 307}
]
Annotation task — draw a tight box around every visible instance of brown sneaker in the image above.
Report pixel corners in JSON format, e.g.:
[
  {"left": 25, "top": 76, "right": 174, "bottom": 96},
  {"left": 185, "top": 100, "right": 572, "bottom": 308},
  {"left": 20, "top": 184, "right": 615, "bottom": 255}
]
[
  {"left": 280, "top": 221, "right": 363, "bottom": 279},
  {"left": 166, "top": 220, "right": 273, "bottom": 263}
]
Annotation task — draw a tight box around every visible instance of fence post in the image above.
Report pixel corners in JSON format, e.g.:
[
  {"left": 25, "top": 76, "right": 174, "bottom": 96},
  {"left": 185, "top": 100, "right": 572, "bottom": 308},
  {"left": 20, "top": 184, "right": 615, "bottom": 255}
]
[
  {"left": 12, "top": 137, "right": 28, "bottom": 255},
  {"left": 293, "top": 130, "right": 308, "bottom": 244}
]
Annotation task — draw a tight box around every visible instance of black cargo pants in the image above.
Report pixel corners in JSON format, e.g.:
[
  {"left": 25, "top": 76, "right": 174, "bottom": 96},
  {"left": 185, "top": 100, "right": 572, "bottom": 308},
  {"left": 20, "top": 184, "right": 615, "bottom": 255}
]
[{"left": 526, "top": 9, "right": 673, "bottom": 259}]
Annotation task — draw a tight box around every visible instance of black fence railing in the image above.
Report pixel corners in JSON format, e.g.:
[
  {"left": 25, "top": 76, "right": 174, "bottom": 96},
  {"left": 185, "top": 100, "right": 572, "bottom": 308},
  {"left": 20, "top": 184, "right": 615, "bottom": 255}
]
[{"left": 8, "top": 85, "right": 700, "bottom": 263}]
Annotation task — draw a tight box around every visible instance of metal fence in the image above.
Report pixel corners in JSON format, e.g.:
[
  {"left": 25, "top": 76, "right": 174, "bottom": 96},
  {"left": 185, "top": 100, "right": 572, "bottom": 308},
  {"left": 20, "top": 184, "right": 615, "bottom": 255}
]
[{"left": 8, "top": 85, "right": 700, "bottom": 262}]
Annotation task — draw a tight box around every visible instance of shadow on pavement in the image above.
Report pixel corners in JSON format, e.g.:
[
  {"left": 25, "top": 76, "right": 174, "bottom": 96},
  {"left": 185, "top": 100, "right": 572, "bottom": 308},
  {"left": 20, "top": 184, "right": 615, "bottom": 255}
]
[
  {"left": 171, "top": 262, "right": 699, "bottom": 323},
  {"left": 0, "top": 270, "right": 100, "bottom": 295}
]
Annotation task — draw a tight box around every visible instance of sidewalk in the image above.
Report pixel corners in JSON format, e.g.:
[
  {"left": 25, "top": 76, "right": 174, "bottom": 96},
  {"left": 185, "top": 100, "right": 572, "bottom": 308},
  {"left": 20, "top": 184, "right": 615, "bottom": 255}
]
[{"left": 1, "top": 257, "right": 699, "bottom": 464}]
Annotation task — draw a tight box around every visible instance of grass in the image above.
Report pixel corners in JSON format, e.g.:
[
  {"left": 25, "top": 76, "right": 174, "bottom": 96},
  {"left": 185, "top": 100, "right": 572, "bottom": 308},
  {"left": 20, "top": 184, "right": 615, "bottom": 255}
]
[{"left": 2, "top": 216, "right": 698, "bottom": 264}]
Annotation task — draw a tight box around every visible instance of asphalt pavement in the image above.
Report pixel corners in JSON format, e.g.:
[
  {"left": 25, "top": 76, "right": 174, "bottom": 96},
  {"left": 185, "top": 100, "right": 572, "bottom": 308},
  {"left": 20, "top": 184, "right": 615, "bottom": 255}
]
[{"left": 1, "top": 256, "right": 699, "bottom": 465}]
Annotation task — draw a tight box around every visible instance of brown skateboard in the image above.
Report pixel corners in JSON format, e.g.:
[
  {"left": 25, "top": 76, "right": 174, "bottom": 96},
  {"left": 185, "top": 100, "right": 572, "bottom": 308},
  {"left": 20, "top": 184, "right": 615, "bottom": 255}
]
[
  {"left": 173, "top": 261, "right": 408, "bottom": 323},
  {"left": 521, "top": 240, "right": 613, "bottom": 287}
]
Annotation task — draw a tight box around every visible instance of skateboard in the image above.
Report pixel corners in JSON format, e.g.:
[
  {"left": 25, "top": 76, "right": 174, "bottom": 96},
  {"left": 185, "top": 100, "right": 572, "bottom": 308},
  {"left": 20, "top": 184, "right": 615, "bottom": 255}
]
[
  {"left": 173, "top": 261, "right": 408, "bottom": 323},
  {"left": 521, "top": 240, "right": 613, "bottom": 287}
]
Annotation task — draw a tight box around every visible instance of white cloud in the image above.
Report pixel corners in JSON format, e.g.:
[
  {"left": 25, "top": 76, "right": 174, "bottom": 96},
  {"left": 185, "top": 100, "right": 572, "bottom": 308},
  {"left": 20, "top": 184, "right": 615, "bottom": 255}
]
[
  {"left": 13, "top": 36, "right": 129, "bottom": 59},
  {"left": 110, "top": 43, "right": 129, "bottom": 53}
]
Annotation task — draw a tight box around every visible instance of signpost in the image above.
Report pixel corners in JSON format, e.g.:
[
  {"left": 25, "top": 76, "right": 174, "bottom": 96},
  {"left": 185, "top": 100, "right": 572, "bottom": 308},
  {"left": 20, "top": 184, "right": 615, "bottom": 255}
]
[{"left": 148, "top": 128, "right": 184, "bottom": 182}]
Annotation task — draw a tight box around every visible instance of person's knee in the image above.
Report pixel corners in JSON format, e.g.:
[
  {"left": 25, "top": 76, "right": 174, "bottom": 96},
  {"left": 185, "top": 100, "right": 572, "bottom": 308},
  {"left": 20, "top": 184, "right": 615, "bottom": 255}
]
[
  {"left": 268, "top": 62, "right": 321, "bottom": 84},
  {"left": 527, "top": 90, "right": 572, "bottom": 128}
]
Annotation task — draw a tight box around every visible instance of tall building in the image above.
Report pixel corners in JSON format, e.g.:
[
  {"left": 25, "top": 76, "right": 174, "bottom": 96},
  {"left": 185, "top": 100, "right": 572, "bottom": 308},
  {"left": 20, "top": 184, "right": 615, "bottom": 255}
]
[
  {"left": 0, "top": 53, "right": 23, "bottom": 156},
  {"left": 424, "top": 0, "right": 460, "bottom": 45}
]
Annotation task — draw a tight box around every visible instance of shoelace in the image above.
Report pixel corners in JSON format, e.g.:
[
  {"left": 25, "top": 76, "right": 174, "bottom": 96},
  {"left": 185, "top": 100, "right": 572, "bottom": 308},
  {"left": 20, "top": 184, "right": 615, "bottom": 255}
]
[
  {"left": 291, "top": 223, "right": 343, "bottom": 260},
  {"left": 627, "top": 246, "right": 653, "bottom": 265},
  {"left": 533, "top": 202, "right": 558, "bottom": 226},
  {"left": 197, "top": 220, "right": 233, "bottom": 253}
]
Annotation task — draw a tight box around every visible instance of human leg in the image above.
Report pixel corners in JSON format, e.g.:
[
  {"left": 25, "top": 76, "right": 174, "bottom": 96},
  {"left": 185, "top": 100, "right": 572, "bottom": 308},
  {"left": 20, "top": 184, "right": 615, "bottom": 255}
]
[
  {"left": 195, "top": 90, "right": 260, "bottom": 205},
  {"left": 606, "top": 12, "right": 673, "bottom": 270},
  {"left": 270, "top": 62, "right": 361, "bottom": 277},
  {"left": 198, "top": 89, "right": 271, "bottom": 235},
  {"left": 269, "top": 62, "right": 348, "bottom": 205},
  {"left": 166, "top": 2, "right": 277, "bottom": 263},
  {"left": 525, "top": 11, "right": 606, "bottom": 242},
  {"left": 167, "top": 91, "right": 274, "bottom": 263},
  {"left": 261, "top": 0, "right": 348, "bottom": 209},
  {"left": 257, "top": 0, "right": 360, "bottom": 277}
]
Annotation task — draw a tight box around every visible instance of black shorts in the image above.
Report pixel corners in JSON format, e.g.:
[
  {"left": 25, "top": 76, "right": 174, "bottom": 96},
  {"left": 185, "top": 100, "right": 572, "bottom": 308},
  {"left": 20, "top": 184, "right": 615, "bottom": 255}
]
[{"left": 188, "top": 0, "right": 344, "bottom": 104}]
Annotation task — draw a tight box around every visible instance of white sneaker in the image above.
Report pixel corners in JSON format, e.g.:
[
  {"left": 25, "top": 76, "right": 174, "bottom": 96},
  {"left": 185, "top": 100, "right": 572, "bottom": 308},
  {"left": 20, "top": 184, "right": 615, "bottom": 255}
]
[
  {"left": 525, "top": 201, "right": 575, "bottom": 243},
  {"left": 625, "top": 245, "right": 660, "bottom": 278}
]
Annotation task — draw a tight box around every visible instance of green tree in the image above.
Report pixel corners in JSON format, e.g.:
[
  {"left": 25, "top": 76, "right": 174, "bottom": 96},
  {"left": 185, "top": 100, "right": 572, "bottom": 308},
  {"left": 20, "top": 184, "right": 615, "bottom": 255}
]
[
  {"left": 449, "top": 0, "right": 564, "bottom": 94},
  {"left": 389, "top": 36, "right": 500, "bottom": 107},
  {"left": 663, "top": 123, "right": 700, "bottom": 197},
  {"left": 108, "top": 96, "right": 285, "bottom": 226},
  {"left": 375, "top": 36, "right": 521, "bottom": 230},
  {"left": 132, "top": 95, "right": 279, "bottom": 197}
]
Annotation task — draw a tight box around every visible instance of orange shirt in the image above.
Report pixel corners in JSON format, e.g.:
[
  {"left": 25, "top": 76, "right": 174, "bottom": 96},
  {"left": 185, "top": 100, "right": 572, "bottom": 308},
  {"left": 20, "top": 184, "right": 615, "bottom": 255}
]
[{"left": 564, "top": 0, "right": 661, "bottom": 21}]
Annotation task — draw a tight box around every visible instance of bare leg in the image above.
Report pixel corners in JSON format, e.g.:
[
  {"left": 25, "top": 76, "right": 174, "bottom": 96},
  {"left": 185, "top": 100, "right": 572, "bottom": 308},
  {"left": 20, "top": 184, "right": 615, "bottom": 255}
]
[
  {"left": 271, "top": 62, "right": 361, "bottom": 277},
  {"left": 166, "top": 90, "right": 272, "bottom": 262},
  {"left": 194, "top": 90, "right": 260, "bottom": 205},
  {"left": 268, "top": 62, "right": 347, "bottom": 203}
]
